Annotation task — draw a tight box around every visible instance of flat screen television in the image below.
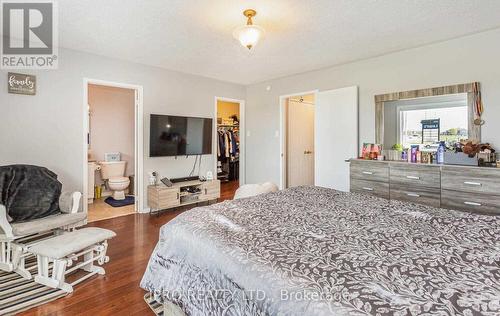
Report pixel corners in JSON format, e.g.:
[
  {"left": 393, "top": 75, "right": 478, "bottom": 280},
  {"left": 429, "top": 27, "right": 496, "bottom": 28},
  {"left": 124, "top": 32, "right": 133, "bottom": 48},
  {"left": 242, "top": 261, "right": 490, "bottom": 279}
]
[{"left": 149, "top": 114, "right": 213, "bottom": 157}]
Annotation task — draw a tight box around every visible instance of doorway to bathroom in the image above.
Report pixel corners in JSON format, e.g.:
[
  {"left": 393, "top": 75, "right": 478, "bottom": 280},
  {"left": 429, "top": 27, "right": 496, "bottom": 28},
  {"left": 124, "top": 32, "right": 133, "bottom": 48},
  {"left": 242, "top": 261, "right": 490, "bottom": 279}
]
[
  {"left": 214, "top": 97, "right": 245, "bottom": 197},
  {"left": 83, "top": 79, "right": 144, "bottom": 222}
]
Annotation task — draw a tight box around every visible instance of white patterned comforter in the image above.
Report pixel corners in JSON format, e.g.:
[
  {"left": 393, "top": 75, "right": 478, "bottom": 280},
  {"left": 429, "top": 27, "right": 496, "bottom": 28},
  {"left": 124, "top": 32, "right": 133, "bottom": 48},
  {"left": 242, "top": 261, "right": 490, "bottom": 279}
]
[{"left": 140, "top": 186, "right": 500, "bottom": 316}]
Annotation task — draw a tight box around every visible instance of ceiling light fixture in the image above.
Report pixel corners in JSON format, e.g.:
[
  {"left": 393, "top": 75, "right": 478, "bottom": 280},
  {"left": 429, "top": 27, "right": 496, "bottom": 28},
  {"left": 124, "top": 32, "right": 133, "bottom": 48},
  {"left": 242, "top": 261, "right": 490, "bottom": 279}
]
[{"left": 233, "top": 9, "right": 265, "bottom": 50}]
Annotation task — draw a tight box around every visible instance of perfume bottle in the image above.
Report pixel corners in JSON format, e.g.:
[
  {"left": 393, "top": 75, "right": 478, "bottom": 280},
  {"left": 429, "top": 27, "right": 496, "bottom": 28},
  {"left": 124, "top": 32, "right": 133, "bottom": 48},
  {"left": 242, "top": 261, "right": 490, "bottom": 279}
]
[
  {"left": 410, "top": 146, "right": 417, "bottom": 163},
  {"left": 436, "top": 141, "right": 446, "bottom": 164}
]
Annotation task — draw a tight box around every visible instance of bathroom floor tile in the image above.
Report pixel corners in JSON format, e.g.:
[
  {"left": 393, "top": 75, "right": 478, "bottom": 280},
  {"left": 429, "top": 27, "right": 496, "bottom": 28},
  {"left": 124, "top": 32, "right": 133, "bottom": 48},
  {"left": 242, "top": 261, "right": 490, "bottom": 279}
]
[{"left": 88, "top": 197, "right": 136, "bottom": 222}]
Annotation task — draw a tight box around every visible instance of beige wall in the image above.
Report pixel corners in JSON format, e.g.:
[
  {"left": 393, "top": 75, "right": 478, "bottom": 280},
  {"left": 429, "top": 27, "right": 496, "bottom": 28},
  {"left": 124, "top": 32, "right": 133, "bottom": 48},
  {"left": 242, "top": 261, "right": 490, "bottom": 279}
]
[
  {"left": 245, "top": 28, "right": 500, "bottom": 185},
  {"left": 217, "top": 101, "right": 240, "bottom": 121},
  {"left": 88, "top": 84, "right": 135, "bottom": 183}
]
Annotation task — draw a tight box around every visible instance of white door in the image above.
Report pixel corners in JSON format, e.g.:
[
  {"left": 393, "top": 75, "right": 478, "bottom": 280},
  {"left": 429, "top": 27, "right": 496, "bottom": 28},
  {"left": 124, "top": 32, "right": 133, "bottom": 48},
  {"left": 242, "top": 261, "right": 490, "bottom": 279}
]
[
  {"left": 287, "top": 99, "right": 315, "bottom": 187},
  {"left": 315, "top": 86, "right": 358, "bottom": 191}
]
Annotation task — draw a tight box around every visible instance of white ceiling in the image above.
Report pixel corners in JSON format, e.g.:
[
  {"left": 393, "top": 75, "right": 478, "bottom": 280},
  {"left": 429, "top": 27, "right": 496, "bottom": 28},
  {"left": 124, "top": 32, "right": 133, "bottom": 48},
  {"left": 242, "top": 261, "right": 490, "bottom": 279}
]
[{"left": 59, "top": 0, "right": 500, "bottom": 85}]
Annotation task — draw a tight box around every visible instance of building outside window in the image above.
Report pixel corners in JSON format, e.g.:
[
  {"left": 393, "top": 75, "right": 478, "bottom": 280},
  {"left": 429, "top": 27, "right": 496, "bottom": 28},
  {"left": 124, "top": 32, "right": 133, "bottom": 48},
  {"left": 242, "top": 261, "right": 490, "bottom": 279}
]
[{"left": 399, "top": 105, "right": 468, "bottom": 149}]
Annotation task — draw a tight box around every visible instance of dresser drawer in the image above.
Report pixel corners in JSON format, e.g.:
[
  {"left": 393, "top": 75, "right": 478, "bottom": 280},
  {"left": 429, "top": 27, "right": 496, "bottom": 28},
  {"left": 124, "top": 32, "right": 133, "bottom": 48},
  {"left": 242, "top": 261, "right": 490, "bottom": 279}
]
[
  {"left": 350, "top": 160, "right": 389, "bottom": 182},
  {"left": 350, "top": 179, "right": 389, "bottom": 199},
  {"left": 441, "top": 166, "right": 500, "bottom": 194},
  {"left": 441, "top": 189, "right": 500, "bottom": 215},
  {"left": 390, "top": 164, "right": 440, "bottom": 188},
  {"left": 390, "top": 184, "right": 440, "bottom": 208}
]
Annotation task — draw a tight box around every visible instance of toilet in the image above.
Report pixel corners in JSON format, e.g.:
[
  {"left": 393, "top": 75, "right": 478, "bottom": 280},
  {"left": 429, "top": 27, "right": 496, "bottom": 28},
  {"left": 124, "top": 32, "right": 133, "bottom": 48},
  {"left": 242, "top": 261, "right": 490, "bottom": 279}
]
[{"left": 99, "top": 161, "right": 130, "bottom": 200}]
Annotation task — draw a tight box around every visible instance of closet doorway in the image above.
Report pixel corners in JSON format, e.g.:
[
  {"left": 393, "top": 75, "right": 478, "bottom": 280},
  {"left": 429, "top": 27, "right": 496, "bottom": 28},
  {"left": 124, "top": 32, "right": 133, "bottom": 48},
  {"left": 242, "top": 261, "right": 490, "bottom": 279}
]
[
  {"left": 282, "top": 93, "right": 316, "bottom": 188},
  {"left": 214, "top": 97, "right": 245, "bottom": 198}
]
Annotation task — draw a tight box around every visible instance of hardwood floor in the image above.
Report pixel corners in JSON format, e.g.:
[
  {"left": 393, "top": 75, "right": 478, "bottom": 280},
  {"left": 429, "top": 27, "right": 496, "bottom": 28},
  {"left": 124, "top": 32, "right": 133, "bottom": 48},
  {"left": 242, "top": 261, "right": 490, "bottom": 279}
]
[
  {"left": 19, "top": 182, "right": 239, "bottom": 316},
  {"left": 220, "top": 180, "right": 239, "bottom": 200}
]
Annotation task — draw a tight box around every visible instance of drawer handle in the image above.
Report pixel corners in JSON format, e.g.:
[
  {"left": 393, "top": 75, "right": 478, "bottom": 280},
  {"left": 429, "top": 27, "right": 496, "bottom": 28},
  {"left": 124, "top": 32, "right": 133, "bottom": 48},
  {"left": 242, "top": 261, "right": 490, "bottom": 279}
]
[
  {"left": 464, "top": 181, "right": 482, "bottom": 186},
  {"left": 362, "top": 187, "right": 374, "bottom": 191},
  {"left": 362, "top": 171, "right": 374, "bottom": 175},
  {"left": 406, "top": 176, "right": 420, "bottom": 180},
  {"left": 406, "top": 193, "right": 420, "bottom": 198},
  {"left": 464, "top": 201, "right": 482, "bottom": 206}
]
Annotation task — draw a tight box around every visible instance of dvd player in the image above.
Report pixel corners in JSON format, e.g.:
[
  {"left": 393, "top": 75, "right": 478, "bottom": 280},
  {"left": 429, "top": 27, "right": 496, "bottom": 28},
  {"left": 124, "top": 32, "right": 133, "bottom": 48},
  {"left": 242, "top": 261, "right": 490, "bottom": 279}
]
[{"left": 170, "top": 176, "right": 200, "bottom": 183}]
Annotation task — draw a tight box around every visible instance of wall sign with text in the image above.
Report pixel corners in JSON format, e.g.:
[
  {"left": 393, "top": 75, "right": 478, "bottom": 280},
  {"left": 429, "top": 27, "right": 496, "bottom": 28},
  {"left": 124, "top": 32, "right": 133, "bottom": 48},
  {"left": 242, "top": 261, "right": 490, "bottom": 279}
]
[{"left": 7, "top": 72, "right": 36, "bottom": 95}]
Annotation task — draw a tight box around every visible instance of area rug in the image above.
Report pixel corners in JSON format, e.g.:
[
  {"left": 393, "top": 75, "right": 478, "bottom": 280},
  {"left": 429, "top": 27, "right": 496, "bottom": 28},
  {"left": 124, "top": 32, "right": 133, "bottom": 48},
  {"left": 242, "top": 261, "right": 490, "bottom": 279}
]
[
  {"left": 104, "top": 196, "right": 135, "bottom": 207},
  {"left": 0, "top": 258, "right": 66, "bottom": 315}
]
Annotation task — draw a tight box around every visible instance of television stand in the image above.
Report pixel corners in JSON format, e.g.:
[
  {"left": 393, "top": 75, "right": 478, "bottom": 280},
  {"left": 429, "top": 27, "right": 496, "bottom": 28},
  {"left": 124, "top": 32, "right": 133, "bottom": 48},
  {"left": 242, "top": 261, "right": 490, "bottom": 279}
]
[{"left": 147, "top": 180, "right": 220, "bottom": 214}]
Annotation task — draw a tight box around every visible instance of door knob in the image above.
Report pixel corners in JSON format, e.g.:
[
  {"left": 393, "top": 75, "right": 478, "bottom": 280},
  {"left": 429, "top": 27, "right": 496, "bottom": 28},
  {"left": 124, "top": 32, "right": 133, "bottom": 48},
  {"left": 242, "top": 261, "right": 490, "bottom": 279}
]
[{"left": 303, "top": 150, "right": 312, "bottom": 154}]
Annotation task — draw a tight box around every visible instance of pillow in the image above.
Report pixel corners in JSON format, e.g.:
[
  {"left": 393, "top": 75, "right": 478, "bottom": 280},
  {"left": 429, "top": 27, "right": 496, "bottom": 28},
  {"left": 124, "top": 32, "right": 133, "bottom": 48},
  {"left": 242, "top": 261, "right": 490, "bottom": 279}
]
[{"left": 234, "top": 182, "right": 279, "bottom": 199}]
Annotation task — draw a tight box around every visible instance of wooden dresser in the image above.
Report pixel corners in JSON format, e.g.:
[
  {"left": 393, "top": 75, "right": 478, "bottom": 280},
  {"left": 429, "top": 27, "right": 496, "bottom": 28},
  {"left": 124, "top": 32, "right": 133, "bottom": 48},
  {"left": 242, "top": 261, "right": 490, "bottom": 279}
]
[
  {"left": 147, "top": 180, "right": 220, "bottom": 213},
  {"left": 350, "top": 159, "right": 500, "bottom": 215}
]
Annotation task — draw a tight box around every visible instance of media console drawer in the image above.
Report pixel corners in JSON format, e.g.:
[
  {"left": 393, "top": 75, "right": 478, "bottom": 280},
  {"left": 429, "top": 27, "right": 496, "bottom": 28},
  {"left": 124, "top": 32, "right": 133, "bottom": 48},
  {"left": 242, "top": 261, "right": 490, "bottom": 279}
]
[
  {"left": 147, "top": 186, "right": 180, "bottom": 210},
  {"left": 202, "top": 181, "right": 220, "bottom": 200}
]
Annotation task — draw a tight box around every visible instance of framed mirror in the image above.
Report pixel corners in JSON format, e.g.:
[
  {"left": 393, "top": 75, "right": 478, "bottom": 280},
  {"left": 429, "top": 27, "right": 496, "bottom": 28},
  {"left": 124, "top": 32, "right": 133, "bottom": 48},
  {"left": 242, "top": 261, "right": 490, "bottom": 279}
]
[{"left": 375, "top": 83, "right": 482, "bottom": 149}]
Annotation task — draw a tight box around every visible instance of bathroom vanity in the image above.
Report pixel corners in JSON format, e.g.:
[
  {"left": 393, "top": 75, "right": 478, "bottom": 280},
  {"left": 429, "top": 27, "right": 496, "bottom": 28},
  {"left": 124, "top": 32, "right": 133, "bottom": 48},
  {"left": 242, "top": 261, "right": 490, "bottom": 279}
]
[
  {"left": 350, "top": 159, "right": 500, "bottom": 215},
  {"left": 147, "top": 179, "right": 220, "bottom": 213}
]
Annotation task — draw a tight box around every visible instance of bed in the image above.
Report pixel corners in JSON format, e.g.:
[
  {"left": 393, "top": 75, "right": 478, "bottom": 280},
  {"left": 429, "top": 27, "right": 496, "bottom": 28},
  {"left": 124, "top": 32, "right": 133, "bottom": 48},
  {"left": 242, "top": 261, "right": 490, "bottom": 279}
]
[{"left": 141, "top": 186, "right": 500, "bottom": 315}]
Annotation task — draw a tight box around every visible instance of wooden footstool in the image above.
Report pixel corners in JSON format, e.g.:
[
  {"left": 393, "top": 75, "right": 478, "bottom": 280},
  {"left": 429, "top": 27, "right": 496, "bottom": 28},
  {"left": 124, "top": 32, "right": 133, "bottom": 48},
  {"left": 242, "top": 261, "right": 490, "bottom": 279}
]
[{"left": 28, "top": 227, "right": 116, "bottom": 293}]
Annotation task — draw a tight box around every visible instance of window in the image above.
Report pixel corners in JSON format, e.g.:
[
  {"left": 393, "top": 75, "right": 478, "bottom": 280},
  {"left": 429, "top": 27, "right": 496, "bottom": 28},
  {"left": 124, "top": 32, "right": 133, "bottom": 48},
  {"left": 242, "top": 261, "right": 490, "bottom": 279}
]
[{"left": 392, "top": 94, "right": 468, "bottom": 149}]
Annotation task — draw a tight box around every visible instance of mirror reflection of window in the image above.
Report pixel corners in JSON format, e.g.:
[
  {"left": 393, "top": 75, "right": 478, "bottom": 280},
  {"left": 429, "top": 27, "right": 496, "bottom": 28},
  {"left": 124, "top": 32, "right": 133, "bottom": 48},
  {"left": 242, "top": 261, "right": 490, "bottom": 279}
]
[{"left": 384, "top": 93, "right": 468, "bottom": 149}]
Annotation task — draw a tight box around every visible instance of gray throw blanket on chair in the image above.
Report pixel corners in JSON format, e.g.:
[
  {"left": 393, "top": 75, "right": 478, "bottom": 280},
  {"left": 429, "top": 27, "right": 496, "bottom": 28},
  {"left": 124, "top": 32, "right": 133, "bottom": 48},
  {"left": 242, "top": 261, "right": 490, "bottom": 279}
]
[{"left": 0, "top": 165, "right": 62, "bottom": 223}]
